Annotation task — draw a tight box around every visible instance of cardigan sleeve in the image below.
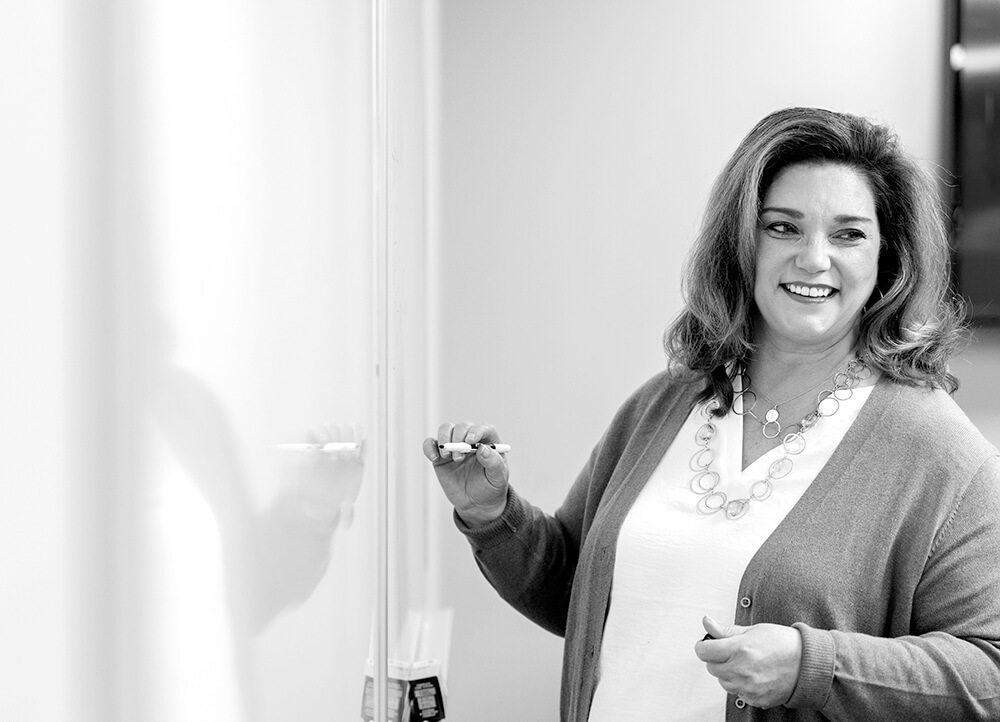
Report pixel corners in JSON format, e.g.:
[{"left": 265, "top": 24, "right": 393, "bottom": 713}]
[
  {"left": 453, "top": 409, "right": 623, "bottom": 637},
  {"left": 787, "top": 453, "right": 1000, "bottom": 720},
  {"left": 452, "top": 474, "right": 587, "bottom": 637}
]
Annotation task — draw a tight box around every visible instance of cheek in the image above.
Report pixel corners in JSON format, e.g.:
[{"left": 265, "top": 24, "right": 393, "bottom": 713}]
[
  {"left": 862, "top": 248, "right": 881, "bottom": 286},
  {"left": 844, "top": 242, "right": 880, "bottom": 292},
  {"left": 752, "top": 264, "right": 772, "bottom": 306},
  {"left": 752, "top": 243, "right": 779, "bottom": 292}
]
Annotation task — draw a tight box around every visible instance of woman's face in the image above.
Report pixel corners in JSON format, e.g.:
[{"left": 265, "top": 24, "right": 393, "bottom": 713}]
[{"left": 753, "top": 162, "right": 881, "bottom": 352}]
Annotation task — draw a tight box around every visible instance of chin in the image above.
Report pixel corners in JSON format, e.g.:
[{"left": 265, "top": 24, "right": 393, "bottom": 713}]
[{"left": 780, "top": 322, "right": 857, "bottom": 349}]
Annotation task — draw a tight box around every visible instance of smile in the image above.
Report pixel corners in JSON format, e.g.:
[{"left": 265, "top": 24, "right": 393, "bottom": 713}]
[{"left": 782, "top": 283, "right": 836, "bottom": 299}]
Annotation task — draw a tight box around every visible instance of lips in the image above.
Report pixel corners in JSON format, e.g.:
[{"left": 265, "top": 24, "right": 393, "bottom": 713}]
[{"left": 782, "top": 283, "right": 836, "bottom": 299}]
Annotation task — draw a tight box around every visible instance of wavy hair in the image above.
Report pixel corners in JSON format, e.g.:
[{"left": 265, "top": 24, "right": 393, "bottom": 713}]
[{"left": 664, "top": 107, "right": 966, "bottom": 412}]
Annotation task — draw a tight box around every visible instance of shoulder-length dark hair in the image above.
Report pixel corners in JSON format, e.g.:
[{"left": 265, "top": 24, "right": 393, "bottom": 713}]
[{"left": 664, "top": 106, "right": 966, "bottom": 412}]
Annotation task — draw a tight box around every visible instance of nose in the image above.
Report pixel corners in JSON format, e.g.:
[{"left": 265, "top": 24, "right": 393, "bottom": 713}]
[{"left": 794, "top": 235, "right": 831, "bottom": 274}]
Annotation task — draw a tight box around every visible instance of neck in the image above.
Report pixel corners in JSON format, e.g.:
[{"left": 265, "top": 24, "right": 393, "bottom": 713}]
[{"left": 747, "top": 331, "right": 859, "bottom": 403}]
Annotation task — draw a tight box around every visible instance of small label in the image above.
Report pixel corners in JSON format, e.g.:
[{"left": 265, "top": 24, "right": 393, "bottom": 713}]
[
  {"left": 361, "top": 676, "right": 409, "bottom": 722},
  {"left": 360, "top": 676, "right": 374, "bottom": 722},
  {"left": 408, "top": 676, "right": 446, "bottom": 721}
]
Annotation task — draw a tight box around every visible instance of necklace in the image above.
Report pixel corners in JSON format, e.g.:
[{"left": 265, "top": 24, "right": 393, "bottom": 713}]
[
  {"left": 732, "top": 355, "right": 854, "bottom": 439},
  {"left": 690, "top": 356, "right": 866, "bottom": 520}
]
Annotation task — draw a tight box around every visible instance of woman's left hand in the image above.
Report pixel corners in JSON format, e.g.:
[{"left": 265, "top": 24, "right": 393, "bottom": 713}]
[{"left": 694, "top": 615, "right": 802, "bottom": 709}]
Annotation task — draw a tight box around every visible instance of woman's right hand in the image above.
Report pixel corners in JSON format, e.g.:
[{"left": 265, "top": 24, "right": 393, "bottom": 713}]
[{"left": 422, "top": 422, "right": 509, "bottom": 527}]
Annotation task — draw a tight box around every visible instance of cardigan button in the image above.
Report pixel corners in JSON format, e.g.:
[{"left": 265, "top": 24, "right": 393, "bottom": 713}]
[
  {"left": 735, "top": 697, "right": 747, "bottom": 709},
  {"left": 740, "top": 596, "right": 752, "bottom": 608}
]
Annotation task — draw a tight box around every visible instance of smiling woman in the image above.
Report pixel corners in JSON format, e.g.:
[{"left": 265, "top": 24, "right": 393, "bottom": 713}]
[{"left": 425, "top": 107, "right": 1000, "bottom": 721}]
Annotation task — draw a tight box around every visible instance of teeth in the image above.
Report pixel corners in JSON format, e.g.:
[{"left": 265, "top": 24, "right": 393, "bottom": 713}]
[{"left": 785, "top": 283, "right": 833, "bottom": 298}]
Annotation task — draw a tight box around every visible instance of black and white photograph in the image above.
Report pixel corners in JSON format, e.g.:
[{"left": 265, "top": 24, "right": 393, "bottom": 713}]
[{"left": 4, "top": 1, "right": 999, "bottom": 721}]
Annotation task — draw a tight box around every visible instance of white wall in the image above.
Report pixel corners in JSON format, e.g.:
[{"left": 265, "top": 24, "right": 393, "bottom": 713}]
[
  {"left": 954, "top": 328, "right": 1000, "bottom": 448},
  {"left": 432, "top": 2, "right": 950, "bottom": 719}
]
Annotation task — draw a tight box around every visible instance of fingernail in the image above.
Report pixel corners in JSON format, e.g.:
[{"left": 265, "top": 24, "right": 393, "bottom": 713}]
[{"left": 479, "top": 445, "right": 492, "bottom": 458}]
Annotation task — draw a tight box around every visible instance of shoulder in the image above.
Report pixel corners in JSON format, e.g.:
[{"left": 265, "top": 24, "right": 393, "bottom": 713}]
[
  {"left": 611, "top": 368, "right": 704, "bottom": 427},
  {"left": 591, "top": 368, "right": 705, "bottom": 460},
  {"left": 836, "top": 380, "right": 1000, "bottom": 553},
  {"left": 862, "top": 379, "right": 999, "bottom": 488},
  {"left": 879, "top": 379, "right": 996, "bottom": 453}
]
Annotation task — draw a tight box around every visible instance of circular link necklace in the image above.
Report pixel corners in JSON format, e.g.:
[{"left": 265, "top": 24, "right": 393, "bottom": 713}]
[
  {"left": 732, "top": 354, "right": 855, "bottom": 439},
  {"left": 734, "top": 376, "right": 826, "bottom": 439},
  {"left": 690, "top": 357, "right": 866, "bottom": 520}
]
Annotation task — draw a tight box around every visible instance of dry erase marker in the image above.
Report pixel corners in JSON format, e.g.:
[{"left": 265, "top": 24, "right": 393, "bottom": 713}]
[{"left": 439, "top": 442, "right": 511, "bottom": 454}]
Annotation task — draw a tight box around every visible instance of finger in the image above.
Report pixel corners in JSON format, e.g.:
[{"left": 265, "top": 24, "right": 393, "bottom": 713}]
[
  {"left": 464, "top": 423, "right": 501, "bottom": 446},
  {"left": 695, "top": 637, "right": 733, "bottom": 664},
  {"left": 695, "top": 617, "right": 746, "bottom": 663},
  {"left": 437, "top": 422, "right": 457, "bottom": 460},
  {"left": 476, "top": 444, "right": 508, "bottom": 487},
  {"left": 466, "top": 424, "right": 504, "bottom": 475},
  {"left": 436, "top": 422, "right": 455, "bottom": 442},
  {"left": 450, "top": 421, "right": 476, "bottom": 461},
  {"left": 423, "top": 437, "right": 447, "bottom": 465}
]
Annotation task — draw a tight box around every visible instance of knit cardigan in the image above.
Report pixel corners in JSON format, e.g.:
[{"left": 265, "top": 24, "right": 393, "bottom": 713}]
[{"left": 458, "top": 372, "right": 1000, "bottom": 721}]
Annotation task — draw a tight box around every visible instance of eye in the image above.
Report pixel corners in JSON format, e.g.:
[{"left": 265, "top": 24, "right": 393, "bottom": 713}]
[
  {"left": 764, "top": 221, "right": 798, "bottom": 236},
  {"left": 834, "top": 228, "right": 867, "bottom": 243}
]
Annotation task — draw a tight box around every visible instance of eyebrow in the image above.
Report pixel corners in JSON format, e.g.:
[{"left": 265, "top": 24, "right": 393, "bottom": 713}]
[
  {"left": 760, "top": 207, "right": 875, "bottom": 225},
  {"left": 832, "top": 214, "right": 875, "bottom": 225},
  {"left": 760, "top": 206, "right": 803, "bottom": 218}
]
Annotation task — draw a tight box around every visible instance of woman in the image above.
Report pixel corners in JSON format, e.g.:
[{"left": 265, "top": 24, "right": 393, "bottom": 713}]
[{"left": 422, "top": 107, "right": 1000, "bottom": 720}]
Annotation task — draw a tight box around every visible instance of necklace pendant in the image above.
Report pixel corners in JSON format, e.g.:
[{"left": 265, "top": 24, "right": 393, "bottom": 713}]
[
  {"left": 762, "top": 420, "right": 781, "bottom": 439},
  {"left": 764, "top": 407, "right": 779, "bottom": 423}
]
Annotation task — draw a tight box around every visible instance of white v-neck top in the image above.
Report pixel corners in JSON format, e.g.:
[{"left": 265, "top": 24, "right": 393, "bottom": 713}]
[{"left": 587, "top": 385, "right": 874, "bottom": 721}]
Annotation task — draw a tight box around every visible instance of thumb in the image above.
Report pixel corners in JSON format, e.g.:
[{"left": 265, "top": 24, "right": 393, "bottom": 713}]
[
  {"left": 703, "top": 615, "right": 747, "bottom": 639},
  {"left": 477, "top": 444, "right": 508, "bottom": 487}
]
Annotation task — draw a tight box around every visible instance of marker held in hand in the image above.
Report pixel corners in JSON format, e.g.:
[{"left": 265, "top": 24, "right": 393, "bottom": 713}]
[{"left": 439, "top": 442, "right": 511, "bottom": 454}]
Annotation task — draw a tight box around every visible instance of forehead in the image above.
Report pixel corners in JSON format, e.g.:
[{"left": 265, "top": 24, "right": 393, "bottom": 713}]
[{"left": 762, "top": 162, "right": 877, "bottom": 213}]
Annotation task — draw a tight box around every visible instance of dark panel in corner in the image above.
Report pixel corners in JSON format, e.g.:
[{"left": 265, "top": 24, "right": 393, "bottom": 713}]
[{"left": 952, "top": 0, "right": 1000, "bottom": 323}]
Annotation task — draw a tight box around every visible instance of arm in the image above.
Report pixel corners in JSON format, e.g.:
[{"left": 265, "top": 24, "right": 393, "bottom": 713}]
[
  {"left": 425, "top": 371, "right": 688, "bottom": 638},
  {"left": 454, "top": 441, "right": 604, "bottom": 637},
  {"left": 423, "top": 419, "right": 606, "bottom": 637}
]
